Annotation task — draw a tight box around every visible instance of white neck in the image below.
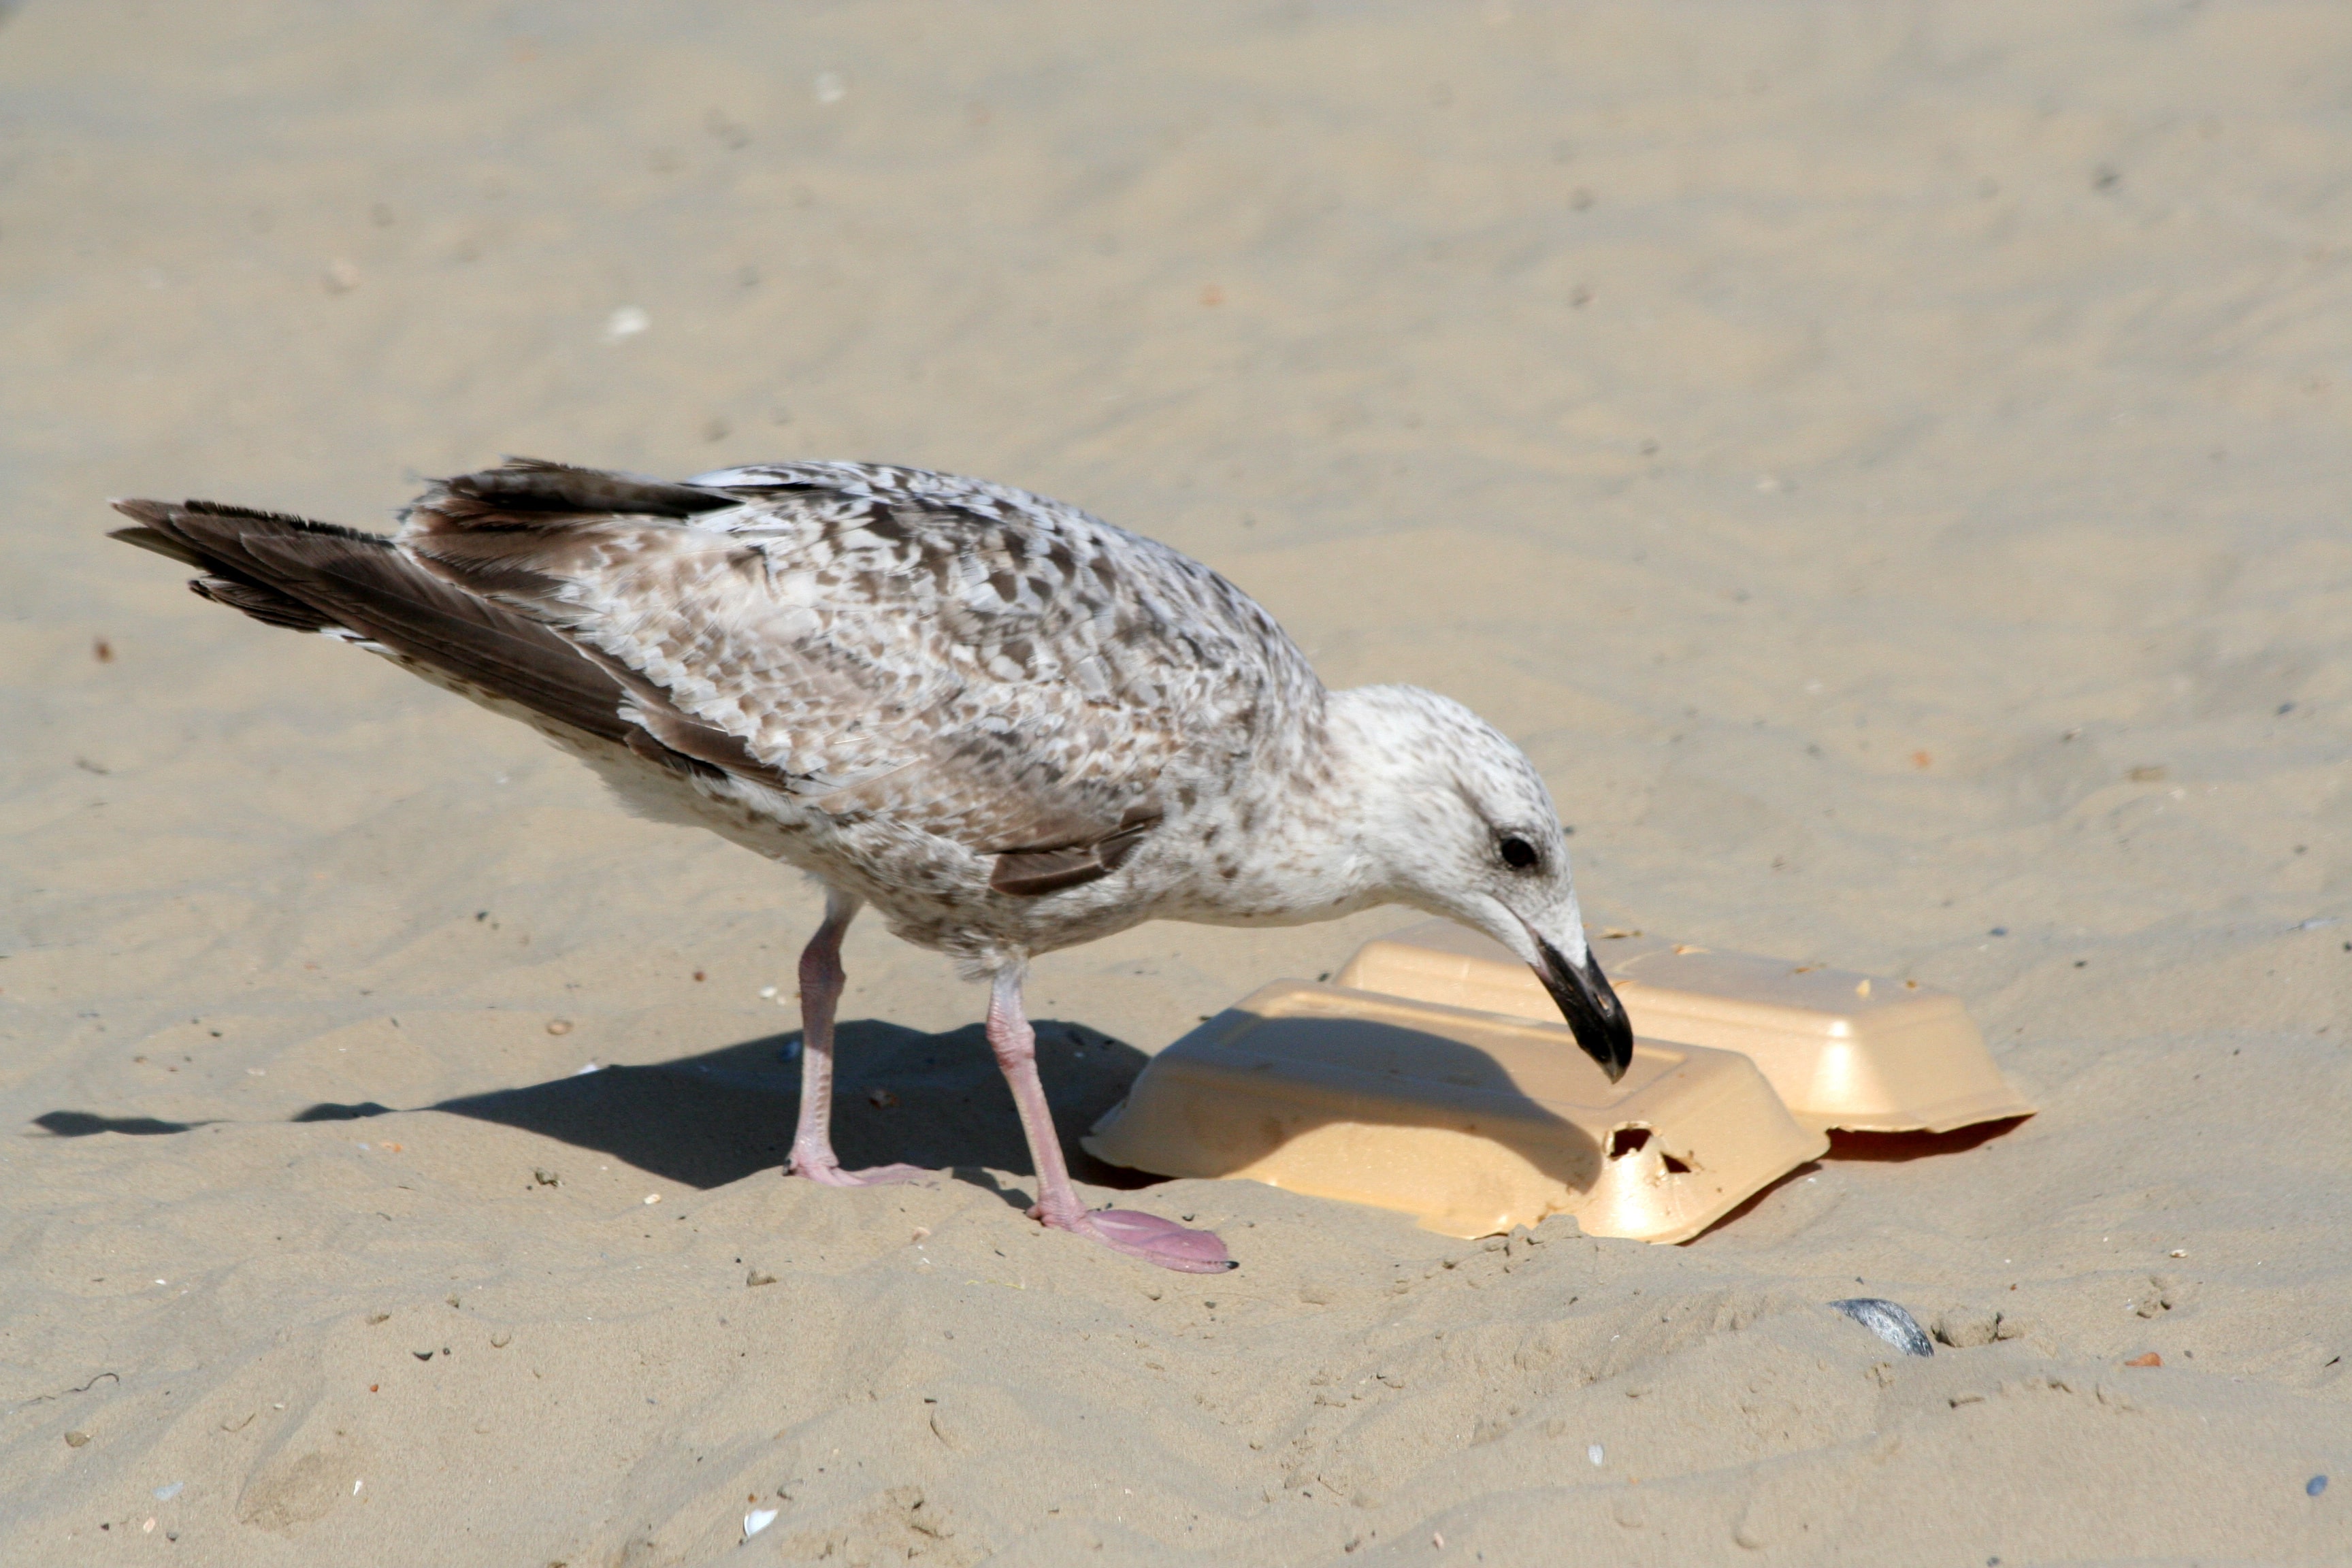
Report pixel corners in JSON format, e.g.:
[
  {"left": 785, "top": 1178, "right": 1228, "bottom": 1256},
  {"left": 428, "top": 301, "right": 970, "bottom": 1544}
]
[
  {"left": 1165, "top": 685, "right": 1446, "bottom": 927},
  {"left": 1313, "top": 684, "right": 1469, "bottom": 907}
]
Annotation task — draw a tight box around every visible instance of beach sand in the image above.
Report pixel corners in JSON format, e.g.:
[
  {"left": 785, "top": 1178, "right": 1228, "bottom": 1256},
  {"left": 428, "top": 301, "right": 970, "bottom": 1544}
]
[{"left": 3, "top": 2, "right": 2347, "bottom": 1561}]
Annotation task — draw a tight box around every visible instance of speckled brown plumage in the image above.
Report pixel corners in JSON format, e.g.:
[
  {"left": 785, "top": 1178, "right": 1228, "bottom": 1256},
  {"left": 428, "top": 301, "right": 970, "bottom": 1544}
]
[{"left": 118, "top": 459, "right": 1337, "bottom": 966}]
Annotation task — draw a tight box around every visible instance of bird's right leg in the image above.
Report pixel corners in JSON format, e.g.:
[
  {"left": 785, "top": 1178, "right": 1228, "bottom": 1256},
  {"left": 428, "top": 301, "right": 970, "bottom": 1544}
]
[
  {"left": 785, "top": 889, "right": 930, "bottom": 1187},
  {"left": 986, "top": 966, "right": 1232, "bottom": 1273}
]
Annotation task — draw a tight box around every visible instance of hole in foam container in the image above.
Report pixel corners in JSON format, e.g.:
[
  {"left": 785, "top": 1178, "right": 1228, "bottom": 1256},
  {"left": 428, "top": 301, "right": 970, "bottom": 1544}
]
[{"left": 1606, "top": 1125, "right": 1690, "bottom": 1173}]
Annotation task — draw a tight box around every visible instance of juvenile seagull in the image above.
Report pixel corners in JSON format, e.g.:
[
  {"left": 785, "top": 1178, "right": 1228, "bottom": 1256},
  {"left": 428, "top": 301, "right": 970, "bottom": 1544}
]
[{"left": 110, "top": 460, "right": 1631, "bottom": 1273}]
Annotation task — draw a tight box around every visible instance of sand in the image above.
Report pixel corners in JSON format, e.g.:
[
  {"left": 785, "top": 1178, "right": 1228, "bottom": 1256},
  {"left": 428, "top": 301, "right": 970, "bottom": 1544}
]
[{"left": 3, "top": 1, "right": 2347, "bottom": 1562}]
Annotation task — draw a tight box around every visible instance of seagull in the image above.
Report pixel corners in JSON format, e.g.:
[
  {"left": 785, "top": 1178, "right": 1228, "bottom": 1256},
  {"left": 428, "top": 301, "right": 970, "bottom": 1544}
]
[{"left": 110, "top": 459, "right": 1632, "bottom": 1273}]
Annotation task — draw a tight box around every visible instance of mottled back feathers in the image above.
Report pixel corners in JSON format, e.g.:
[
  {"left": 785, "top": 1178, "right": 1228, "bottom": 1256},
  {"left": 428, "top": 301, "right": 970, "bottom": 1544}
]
[{"left": 113, "top": 460, "right": 1326, "bottom": 902}]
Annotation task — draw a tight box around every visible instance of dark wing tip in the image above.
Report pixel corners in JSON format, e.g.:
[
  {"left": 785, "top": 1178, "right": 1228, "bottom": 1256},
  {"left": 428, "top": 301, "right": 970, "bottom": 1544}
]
[
  {"left": 188, "top": 575, "right": 337, "bottom": 632},
  {"left": 428, "top": 459, "right": 741, "bottom": 521},
  {"left": 108, "top": 523, "right": 209, "bottom": 569},
  {"left": 110, "top": 497, "right": 176, "bottom": 527}
]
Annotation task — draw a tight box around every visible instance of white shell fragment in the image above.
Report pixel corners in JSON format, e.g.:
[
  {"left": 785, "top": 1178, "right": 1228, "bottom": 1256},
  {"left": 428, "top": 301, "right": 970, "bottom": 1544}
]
[
  {"left": 745, "top": 1507, "right": 779, "bottom": 1537},
  {"left": 1829, "top": 1297, "right": 1935, "bottom": 1357}
]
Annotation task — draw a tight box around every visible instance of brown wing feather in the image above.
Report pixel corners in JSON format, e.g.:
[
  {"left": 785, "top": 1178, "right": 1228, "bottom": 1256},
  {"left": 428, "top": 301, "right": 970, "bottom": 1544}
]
[
  {"left": 111, "top": 508, "right": 350, "bottom": 634},
  {"left": 110, "top": 500, "right": 717, "bottom": 779},
  {"left": 431, "top": 458, "right": 741, "bottom": 522},
  {"left": 190, "top": 574, "right": 338, "bottom": 632},
  {"left": 987, "top": 808, "right": 1163, "bottom": 895},
  {"left": 232, "top": 533, "right": 641, "bottom": 745},
  {"left": 114, "top": 494, "right": 807, "bottom": 794}
]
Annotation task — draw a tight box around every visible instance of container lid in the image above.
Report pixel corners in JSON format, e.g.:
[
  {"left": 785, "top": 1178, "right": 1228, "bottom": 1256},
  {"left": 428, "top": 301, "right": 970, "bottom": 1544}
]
[
  {"left": 1332, "top": 920, "right": 2036, "bottom": 1134},
  {"left": 1084, "top": 981, "right": 1827, "bottom": 1243}
]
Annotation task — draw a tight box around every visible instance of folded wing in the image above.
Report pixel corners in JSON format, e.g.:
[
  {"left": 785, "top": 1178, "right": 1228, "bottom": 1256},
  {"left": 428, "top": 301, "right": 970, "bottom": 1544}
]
[{"left": 116, "top": 459, "right": 1306, "bottom": 895}]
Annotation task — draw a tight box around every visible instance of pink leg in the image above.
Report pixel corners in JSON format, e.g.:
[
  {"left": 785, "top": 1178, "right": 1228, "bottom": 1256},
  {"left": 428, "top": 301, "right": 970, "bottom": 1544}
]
[
  {"left": 787, "top": 891, "right": 930, "bottom": 1188},
  {"left": 986, "top": 967, "right": 1232, "bottom": 1273}
]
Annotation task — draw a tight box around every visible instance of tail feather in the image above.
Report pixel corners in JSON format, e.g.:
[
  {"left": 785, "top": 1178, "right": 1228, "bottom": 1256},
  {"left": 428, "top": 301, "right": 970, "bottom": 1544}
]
[
  {"left": 190, "top": 574, "right": 338, "bottom": 632},
  {"left": 239, "top": 532, "right": 636, "bottom": 744},
  {"left": 110, "top": 499, "right": 390, "bottom": 613},
  {"left": 107, "top": 492, "right": 792, "bottom": 790},
  {"left": 110, "top": 497, "right": 632, "bottom": 746},
  {"left": 112, "top": 500, "right": 359, "bottom": 633},
  {"left": 108, "top": 521, "right": 211, "bottom": 571}
]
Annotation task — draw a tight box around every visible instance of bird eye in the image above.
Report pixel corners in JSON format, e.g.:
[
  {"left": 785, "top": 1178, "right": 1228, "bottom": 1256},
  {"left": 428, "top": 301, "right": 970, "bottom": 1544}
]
[{"left": 1499, "top": 836, "right": 1539, "bottom": 871}]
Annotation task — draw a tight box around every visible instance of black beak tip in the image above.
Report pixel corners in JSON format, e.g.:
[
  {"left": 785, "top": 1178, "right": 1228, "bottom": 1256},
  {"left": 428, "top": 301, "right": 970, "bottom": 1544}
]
[
  {"left": 1582, "top": 1011, "right": 1633, "bottom": 1083},
  {"left": 1590, "top": 1031, "right": 1631, "bottom": 1083},
  {"left": 1533, "top": 936, "right": 1635, "bottom": 1083}
]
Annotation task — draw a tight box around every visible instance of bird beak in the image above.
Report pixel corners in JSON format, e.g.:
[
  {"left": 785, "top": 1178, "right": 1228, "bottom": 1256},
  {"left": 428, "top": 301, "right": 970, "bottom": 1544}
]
[{"left": 1531, "top": 932, "right": 1635, "bottom": 1082}]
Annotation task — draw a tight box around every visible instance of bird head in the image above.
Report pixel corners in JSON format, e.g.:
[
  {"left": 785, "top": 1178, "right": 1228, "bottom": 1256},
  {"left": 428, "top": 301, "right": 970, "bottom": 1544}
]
[{"left": 1332, "top": 685, "right": 1634, "bottom": 1081}]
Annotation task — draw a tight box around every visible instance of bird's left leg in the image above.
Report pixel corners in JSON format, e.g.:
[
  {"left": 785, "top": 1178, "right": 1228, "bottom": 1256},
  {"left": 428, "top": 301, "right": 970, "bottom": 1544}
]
[
  {"left": 786, "top": 889, "right": 930, "bottom": 1187},
  {"left": 985, "top": 966, "right": 1232, "bottom": 1273}
]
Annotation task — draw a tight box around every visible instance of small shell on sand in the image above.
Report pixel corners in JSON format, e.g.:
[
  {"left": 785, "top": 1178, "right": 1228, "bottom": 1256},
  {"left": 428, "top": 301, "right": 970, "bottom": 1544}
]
[{"left": 1830, "top": 1298, "right": 1934, "bottom": 1357}]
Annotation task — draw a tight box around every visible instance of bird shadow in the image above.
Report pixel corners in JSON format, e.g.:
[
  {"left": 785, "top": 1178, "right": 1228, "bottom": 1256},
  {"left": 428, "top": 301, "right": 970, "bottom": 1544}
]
[
  {"left": 33, "top": 1019, "right": 1164, "bottom": 1198},
  {"left": 29, "top": 1110, "right": 212, "bottom": 1137},
  {"left": 423, "top": 1017, "right": 1167, "bottom": 1194},
  {"left": 29, "top": 1017, "right": 1618, "bottom": 1209}
]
